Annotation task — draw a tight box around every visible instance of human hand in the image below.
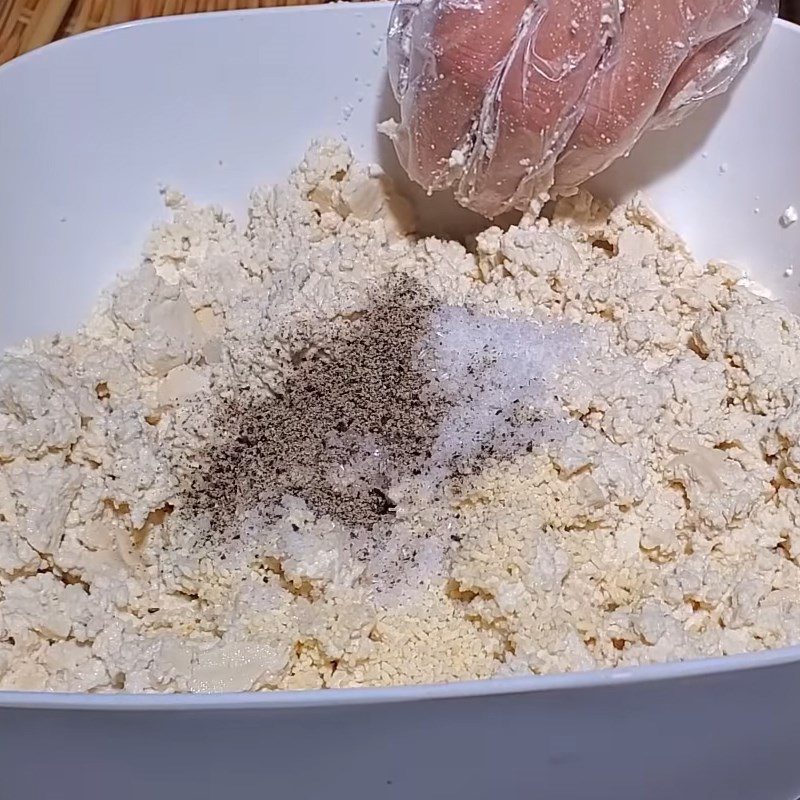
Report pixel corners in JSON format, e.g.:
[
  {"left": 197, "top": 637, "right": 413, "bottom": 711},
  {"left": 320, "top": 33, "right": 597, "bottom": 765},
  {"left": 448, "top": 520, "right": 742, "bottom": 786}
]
[{"left": 386, "top": 0, "right": 777, "bottom": 217}]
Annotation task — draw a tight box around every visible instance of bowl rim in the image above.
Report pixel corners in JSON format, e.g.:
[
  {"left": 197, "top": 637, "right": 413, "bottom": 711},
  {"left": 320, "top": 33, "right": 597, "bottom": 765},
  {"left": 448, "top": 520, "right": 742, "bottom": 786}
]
[
  {"left": 1, "top": 6, "right": 799, "bottom": 710},
  {"left": 0, "top": 0, "right": 393, "bottom": 79},
  {"left": 2, "top": 645, "right": 800, "bottom": 709}
]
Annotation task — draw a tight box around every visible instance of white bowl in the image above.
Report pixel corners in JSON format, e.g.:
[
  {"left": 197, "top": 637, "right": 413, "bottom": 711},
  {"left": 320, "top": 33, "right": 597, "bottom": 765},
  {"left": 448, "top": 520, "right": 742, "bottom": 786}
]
[{"left": 1, "top": 6, "right": 799, "bottom": 799}]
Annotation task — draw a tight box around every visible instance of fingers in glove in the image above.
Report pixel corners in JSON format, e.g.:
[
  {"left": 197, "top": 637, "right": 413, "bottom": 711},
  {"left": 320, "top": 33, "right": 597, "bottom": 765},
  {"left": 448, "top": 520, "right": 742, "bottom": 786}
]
[
  {"left": 652, "top": 0, "right": 778, "bottom": 129},
  {"left": 454, "top": 0, "right": 620, "bottom": 216},
  {"left": 552, "top": 0, "right": 759, "bottom": 192},
  {"left": 387, "top": 0, "right": 530, "bottom": 192}
]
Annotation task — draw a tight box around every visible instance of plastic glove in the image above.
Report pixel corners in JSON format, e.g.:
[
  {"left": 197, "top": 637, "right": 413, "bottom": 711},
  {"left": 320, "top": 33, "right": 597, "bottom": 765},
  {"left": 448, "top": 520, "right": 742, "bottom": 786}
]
[{"left": 386, "top": 0, "right": 777, "bottom": 217}]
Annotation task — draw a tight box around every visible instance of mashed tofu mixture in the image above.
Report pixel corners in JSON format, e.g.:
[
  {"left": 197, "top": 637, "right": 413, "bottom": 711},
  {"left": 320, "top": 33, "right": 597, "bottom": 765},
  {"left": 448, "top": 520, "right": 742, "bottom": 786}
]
[{"left": 3, "top": 141, "right": 800, "bottom": 693}]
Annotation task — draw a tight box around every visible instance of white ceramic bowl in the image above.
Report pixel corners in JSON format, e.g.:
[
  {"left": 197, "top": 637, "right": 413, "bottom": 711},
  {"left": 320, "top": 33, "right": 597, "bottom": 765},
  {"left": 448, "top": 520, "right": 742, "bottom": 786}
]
[{"left": 1, "top": 6, "right": 799, "bottom": 800}]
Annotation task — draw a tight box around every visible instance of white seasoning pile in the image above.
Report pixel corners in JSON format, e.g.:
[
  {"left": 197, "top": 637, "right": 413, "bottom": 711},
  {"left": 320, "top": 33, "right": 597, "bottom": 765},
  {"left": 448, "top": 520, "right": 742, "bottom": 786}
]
[
  {"left": 2, "top": 140, "right": 800, "bottom": 693},
  {"left": 423, "top": 306, "right": 582, "bottom": 470}
]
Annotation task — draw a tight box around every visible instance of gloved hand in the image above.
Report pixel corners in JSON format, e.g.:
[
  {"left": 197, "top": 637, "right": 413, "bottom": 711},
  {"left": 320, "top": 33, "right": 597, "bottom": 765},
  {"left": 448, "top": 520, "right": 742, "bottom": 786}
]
[{"left": 386, "top": 0, "right": 777, "bottom": 217}]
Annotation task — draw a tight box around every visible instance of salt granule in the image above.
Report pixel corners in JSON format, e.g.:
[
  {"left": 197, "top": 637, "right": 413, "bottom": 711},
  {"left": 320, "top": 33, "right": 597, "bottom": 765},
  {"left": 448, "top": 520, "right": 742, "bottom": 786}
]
[{"left": 424, "top": 306, "right": 582, "bottom": 469}]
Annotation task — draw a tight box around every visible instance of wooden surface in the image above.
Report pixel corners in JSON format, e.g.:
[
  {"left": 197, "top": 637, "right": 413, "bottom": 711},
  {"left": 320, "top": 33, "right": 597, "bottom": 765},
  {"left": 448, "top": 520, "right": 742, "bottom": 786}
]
[{"left": 0, "top": 0, "right": 340, "bottom": 64}]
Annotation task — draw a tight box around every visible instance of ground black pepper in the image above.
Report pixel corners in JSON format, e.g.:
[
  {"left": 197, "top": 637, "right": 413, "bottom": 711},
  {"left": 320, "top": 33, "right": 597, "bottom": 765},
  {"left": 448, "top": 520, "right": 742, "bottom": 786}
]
[{"left": 178, "top": 276, "right": 451, "bottom": 535}]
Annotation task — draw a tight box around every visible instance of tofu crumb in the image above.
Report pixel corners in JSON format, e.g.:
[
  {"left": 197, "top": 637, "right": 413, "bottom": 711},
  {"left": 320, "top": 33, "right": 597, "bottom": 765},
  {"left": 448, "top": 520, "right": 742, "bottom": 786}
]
[
  {"left": 3, "top": 143, "right": 800, "bottom": 694},
  {"left": 780, "top": 205, "right": 798, "bottom": 227},
  {"left": 448, "top": 148, "right": 467, "bottom": 168}
]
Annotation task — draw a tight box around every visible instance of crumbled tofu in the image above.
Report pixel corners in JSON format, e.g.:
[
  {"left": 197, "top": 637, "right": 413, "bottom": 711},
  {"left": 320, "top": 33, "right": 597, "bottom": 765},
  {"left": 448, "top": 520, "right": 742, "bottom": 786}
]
[
  {"left": 780, "top": 205, "right": 798, "bottom": 227},
  {"left": 3, "top": 140, "right": 800, "bottom": 694}
]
